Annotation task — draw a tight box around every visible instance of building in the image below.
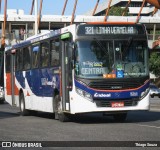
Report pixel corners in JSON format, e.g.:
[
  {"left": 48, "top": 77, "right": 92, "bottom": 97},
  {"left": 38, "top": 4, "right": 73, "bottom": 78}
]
[{"left": 85, "top": 0, "right": 159, "bottom": 17}]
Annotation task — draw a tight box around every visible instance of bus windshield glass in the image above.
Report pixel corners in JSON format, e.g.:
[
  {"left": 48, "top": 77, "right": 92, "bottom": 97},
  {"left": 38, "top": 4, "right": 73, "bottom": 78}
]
[{"left": 75, "top": 40, "right": 148, "bottom": 78}]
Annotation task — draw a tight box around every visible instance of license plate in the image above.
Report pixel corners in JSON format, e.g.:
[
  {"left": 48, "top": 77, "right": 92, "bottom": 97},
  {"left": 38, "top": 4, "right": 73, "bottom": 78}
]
[{"left": 111, "top": 102, "right": 124, "bottom": 107}]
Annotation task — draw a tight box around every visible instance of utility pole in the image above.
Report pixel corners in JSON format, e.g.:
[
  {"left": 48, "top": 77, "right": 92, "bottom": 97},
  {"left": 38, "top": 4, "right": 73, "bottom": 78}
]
[
  {"left": 0, "top": 0, "right": 2, "bottom": 13},
  {"left": 92, "top": 0, "right": 100, "bottom": 16},
  {"left": 30, "top": 0, "right": 35, "bottom": 15},
  {"left": 1, "top": 0, "right": 7, "bottom": 49},
  {"left": 38, "top": 0, "right": 43, "bottom": 29},
  {"left": 35, "top": 0, "right": 38, "bottom": 35},
  {"left": 104, "top": 0, "right": 112, "bottom": 22},
  {"left": 122, "top": 0, "right": 131, "bottom": 16},
  {"left": 62, "top": 0, "right": 68, "bottom": 15},
  {"left": 71, "top": 0, "right": 78, "bottom": 25},
  {"left": 136, "top": 0, "right": 146, "bottom": 23}
]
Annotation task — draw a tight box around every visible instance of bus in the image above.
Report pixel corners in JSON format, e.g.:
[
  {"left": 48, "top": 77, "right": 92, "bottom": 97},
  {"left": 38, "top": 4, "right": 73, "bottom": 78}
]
[{"left": 4, "top": 22, "right": 150, "bottom": 122}]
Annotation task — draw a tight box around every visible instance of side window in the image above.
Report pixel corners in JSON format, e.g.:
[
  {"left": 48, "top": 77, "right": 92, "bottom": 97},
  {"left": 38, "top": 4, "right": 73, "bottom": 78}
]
[
  {"left": 40, "top": 42, "right": 50, "bottom": 68},
  {"left": 51, "top": 39, "right": 60, "bottom": 66},
  {"left": 32, "top": 44, "right": 40, "bottom": 69},
  {"left": 5, "top": 52, "right": 11, "bottom": 73},
  {"left": 16, "top": 49, "right": 23, "bottom": 70},
  {"left": 23, "top": 46, "right": 31, "bottom": 70}
]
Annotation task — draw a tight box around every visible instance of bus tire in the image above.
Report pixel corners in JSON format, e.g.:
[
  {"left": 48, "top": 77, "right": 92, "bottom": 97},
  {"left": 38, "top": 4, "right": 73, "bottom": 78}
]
[
  {"left": 0, "top": 98, "right": 5, "bottom": 104},
  {"left": 54, "top": 95, "right": 69, "bottom": 122},
  {"left": 54, "top": 95, "right": 59, "bottom": 120},
  {"left": 58, "top": 112, "right": 70, "bottom": 122},
  {"left": 113, "top": 113, "right": 127, "bottom": 122},
  {"left": 19, "top": 93, "right": 29, "bottom": 116}
]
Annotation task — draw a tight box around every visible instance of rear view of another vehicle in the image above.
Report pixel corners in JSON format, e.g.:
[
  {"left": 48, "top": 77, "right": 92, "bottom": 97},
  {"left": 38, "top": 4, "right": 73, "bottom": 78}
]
[
  {"left": 150, "top": 84, "right": 160, "bottom": 98},
  {"left": 0, "top": 86, "right": 5, "bottom": 104}
]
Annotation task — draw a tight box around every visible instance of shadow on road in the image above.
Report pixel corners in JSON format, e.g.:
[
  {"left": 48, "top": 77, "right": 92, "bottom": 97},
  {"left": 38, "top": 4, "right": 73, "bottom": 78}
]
[
  {"left": 32, "top": 111, "right": 55, "bottom": 120},
  {"left": 0, "top": 102, "right": 20, "bottom": 119},
  {"left": 0, "top": 111, "right": 19, "bottom": 119},
  {"left": 28, "top": 110, "right": 160, "bottom": 124},
  {"left": 1, "top": 102, "right": 160, "bottom": 124},
  {"left": 65, "top": 111, "right": 160, "bottom": 124}
]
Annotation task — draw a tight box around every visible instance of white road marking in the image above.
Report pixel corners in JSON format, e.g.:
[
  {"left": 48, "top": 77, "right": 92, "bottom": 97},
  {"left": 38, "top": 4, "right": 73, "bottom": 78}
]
[{"left": 138, "top": 124, "right": 160, "bottom": 129}]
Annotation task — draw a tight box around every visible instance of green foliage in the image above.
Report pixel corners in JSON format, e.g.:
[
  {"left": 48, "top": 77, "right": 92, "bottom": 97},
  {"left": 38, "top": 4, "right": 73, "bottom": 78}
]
[
  {"left": 149, "top": 52, "right": 160, "bottom": 76},
  {"left": 109, "top": 6, "right": 130, "bottom": 16}
]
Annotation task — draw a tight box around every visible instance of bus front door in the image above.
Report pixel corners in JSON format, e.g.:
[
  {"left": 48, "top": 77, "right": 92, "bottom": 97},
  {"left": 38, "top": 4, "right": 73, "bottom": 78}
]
[{"left": 61, "top": 41, "right": 72, "bottom": 112}]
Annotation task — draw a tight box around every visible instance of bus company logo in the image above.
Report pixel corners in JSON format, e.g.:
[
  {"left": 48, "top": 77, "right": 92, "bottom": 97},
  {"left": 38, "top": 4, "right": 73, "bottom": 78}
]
[
  {"left": 94, "top": 93, "right": 111, "bottom": 98},
  {"left": 2, "top": 142, "right": 11, "bottom": 147},
  {"left": 82, "top": 61, "right": 103, "bottom": 67}
]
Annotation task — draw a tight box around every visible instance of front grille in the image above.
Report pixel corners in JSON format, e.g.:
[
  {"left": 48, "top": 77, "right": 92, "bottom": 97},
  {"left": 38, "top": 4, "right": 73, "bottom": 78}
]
[
  {"left": 95, "top": 99, "right": 139, "bottom": 107},
  {"left": 88, "top": 78, "right": 146, "bottom": 90}
]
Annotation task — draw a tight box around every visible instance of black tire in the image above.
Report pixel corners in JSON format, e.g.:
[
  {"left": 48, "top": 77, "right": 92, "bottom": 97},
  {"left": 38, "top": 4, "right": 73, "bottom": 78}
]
[
  {"left": 58, "top": 113, "right": 70, "bottom": 122},
  {"left": 0, "top": 98, "right": 5, "bottom": 104},
  {"left": 54, "top": 95, "right": 59, "bottom": 120},
  {"left": 54, "top": 95, "right": 70, "bottom": 122},
  {"left": 19, "top": 93, "right": 29, "bottom": 116},
  {"left": 113, "top": 113, "right": 127, "bottom": 122},
  {"left": 150, "top": 95, "right": 154, "bottom": 98}
]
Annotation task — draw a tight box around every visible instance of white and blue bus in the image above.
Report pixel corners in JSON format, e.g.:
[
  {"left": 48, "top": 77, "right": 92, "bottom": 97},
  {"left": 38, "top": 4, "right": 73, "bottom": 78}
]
[{"left": 4, "top": 22, "right": 150, "bottom": 122}]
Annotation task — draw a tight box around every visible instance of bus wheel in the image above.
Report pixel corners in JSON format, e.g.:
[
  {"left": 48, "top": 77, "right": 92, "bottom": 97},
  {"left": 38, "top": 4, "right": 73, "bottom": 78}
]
[
  {"left": 0, "top": 98, "right": 5, "bottom": 104},
  {"left": 54, "top": 95, "right": 69, "bottom": 122},
  {"left": 19, "top": 93, "right": 29, "bottom": 116},
  {"left": 113, "top": 113, "right": 127, "bottom": 122}
]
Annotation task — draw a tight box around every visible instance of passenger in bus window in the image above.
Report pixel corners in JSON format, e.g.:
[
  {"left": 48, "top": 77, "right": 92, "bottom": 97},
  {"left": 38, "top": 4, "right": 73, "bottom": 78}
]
[{"left": 19, "top": 27, "right": 25, "bottom": 40}]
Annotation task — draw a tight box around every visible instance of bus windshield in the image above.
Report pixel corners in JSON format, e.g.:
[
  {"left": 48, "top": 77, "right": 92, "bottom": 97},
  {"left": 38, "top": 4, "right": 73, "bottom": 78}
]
[{"left": 75, "top": 39, "right": 149, "bottom": 78}]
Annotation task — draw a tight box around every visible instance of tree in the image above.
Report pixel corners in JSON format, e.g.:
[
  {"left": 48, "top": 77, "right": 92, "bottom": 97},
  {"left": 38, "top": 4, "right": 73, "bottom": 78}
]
[
  {"left": 109, "top": 6, "right": 130, "bottom": 16},
  {"left": 149, "top": 52, "right": 160, "bottom": 77}
]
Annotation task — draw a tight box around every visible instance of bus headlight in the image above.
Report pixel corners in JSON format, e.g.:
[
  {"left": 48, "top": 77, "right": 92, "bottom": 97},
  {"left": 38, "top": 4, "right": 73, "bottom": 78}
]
[
  {"left": 76, "top": 87, "right": 92, "bottom": 101},
  {"left": 140, "top": 88, "right": 150, "bottom": 99}
]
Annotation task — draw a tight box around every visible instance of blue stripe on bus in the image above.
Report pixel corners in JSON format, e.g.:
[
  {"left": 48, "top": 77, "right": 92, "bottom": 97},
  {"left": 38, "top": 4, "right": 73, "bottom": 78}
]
[{"left": 15, "top": 67, "right": 60, "bottom": 97}]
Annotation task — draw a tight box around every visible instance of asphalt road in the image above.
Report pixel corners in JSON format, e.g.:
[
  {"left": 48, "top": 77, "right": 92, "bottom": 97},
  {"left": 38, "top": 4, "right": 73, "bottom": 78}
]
[{"left": 0, "top": 97, "right": 160, "bottom": 149}]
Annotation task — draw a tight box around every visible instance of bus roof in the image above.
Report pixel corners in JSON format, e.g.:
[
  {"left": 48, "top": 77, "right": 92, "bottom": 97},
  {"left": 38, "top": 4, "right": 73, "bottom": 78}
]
[
  {"left": 86, "top": 22, "right": 136, "bottom": 25},
  {"left": 5, "top": 29, "right": 61, "bottom": 51},
  {"left": 5, "top": 22, "right": 143, "bottom": 51},
  {"left": 5, "top": 24, "right": 77, "bottom": 51}
]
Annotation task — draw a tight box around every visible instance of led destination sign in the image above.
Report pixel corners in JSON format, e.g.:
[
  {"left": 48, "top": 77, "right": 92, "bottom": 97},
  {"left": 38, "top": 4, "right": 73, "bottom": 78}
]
[
  {"left": 85, "top": 26, "right": 134, "bottom": 34},
  {"left": 77, "top": 24, "right": 144, "bottom": 36}
]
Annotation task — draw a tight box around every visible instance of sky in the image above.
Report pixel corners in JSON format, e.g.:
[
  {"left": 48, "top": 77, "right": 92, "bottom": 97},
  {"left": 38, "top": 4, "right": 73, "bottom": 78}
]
[{"left": 0, "top": 0, "right": 105, "bottom": 15}]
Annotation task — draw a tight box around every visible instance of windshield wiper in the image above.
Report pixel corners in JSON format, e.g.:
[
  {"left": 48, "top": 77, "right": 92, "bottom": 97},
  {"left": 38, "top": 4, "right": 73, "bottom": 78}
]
[
  {"left": 93, "top": 38, "right": 109, "bottom": 57},
  {"left": 125, "top": 37, "right": 133, "bottom": 52}
]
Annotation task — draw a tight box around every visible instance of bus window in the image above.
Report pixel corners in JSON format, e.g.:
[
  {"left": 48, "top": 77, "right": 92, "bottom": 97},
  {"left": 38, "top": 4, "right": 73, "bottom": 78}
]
[
  {"left": 16, "top": 49, "right": 23, "bottom": 71},
  {"left": 5, "top": 52, "right": 11, "bottom": 73},
  {"left": 40, "top": 42, "right": 50, "bottom": 67},
  {"left": 23, "top": 46, "right": 31, "bottom": 70},
  {"left": 32, "top": 45, "right": 40, "bottom": 69},
  {"left": 51, "top": 39, "right": 60, "bottom": 66}
]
